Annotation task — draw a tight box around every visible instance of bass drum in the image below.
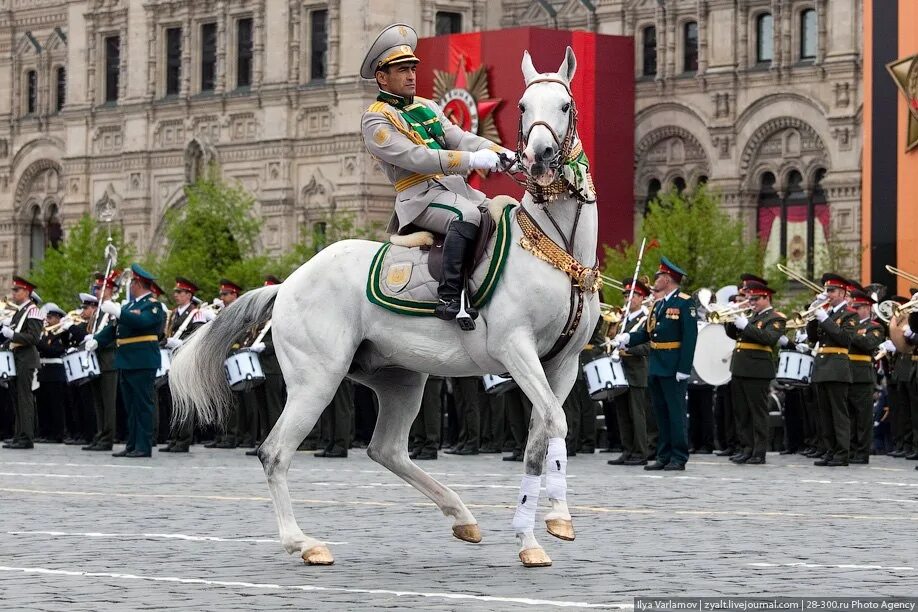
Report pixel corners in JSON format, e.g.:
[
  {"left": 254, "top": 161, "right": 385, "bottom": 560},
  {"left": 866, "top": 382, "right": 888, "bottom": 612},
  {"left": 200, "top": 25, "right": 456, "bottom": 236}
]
[{"left": 692, "top": 323, "right": 735, "bottom": 387}]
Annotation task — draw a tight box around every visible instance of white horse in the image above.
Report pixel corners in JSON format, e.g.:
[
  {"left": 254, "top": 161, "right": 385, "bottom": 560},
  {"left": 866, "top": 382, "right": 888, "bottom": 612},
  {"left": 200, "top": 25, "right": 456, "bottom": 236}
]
[{"left": 170, "top": 47, "right": 600, "bottom": 568}]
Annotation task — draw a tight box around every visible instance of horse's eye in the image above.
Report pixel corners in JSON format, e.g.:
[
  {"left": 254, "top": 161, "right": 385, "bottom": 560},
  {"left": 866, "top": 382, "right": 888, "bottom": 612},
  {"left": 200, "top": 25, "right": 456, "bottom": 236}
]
[
  {"left": 562, "top": 103, "right": 571, "bottom": 113},
  {"left": 518, "top": 103, "right": 526, "bottom": 112}
]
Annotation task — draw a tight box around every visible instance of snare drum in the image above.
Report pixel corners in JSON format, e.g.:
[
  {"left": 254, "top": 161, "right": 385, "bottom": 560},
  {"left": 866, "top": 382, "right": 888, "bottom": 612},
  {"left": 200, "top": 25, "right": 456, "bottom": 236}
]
[
  {"left": 224, "top": 350, "right": 266, "bottom": 392},
  {"left": 0, "top": 350, "right": 16, "bottom": 381},
  {"left": 155, "top": 348, "right": 173, "bottom": 388},
  {"left": 777, "top": 350, "right": 814, "bottom": 387},
  {"left": 482, "top": 374, "right": 516, "bottom": 395},
  {"left": 583, "top": 356, "right": 629, "bottom": 400},
  {"left": 63, "top": 350, "right": 100, "bottom": 386}
]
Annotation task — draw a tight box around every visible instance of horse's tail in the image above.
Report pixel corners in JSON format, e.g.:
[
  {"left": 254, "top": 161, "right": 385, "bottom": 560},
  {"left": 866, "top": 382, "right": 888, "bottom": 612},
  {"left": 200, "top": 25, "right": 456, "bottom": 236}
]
[{"left": 169, "top": 285, "right": 281, "bottom": 427}]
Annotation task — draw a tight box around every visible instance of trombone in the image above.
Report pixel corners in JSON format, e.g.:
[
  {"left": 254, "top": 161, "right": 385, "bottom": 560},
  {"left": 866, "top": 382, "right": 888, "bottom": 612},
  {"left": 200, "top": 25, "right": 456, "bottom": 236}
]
[
  {"left": 0, "top": 299, "right": 20, "bottom": 319},
  {"left": 598, "top": 274, "right": 624, "bottom": 291},
  {"left": 44, "top": 310, "right": 86, "bottom": 335},
  {"left": 706, "top": 300, "right": 752, "bottom": 324},
  {"left": 791, "top": 296, "right": 831, "bottom": 326},
  {"left": 777, "top": 263, "right": 824, "bottom": 294},
  {"left": 886, "top": 265, "right": 918, "bottom": 287}
]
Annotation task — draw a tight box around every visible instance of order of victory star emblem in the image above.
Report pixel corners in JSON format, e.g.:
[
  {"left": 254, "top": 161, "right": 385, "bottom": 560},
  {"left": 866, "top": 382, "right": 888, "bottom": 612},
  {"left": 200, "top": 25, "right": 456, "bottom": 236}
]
[{"left": 433, "top": 57, "right": 503, "bottom": 165}]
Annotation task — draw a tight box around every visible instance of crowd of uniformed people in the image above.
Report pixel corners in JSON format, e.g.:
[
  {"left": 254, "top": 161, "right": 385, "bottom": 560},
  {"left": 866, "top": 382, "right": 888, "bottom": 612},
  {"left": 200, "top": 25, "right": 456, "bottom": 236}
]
[{"left": 2, "top": 257, "right": 918, "bottom": 472}]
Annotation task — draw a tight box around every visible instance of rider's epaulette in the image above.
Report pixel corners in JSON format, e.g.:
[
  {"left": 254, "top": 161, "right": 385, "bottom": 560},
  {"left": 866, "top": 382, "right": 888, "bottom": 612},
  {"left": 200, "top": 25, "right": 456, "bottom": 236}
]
[
  {"left": 678, "top": 292, "right": 691, "bottom": 300},
  {"left": 367, "top": 101, "right": 387, "bottom": 114}
]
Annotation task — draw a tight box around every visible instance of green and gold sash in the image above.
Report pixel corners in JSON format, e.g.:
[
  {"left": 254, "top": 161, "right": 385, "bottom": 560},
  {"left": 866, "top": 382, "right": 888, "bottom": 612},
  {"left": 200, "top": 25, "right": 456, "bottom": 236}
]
[{"left": 377, "top": 91, "right": 446, "bottom": 149}]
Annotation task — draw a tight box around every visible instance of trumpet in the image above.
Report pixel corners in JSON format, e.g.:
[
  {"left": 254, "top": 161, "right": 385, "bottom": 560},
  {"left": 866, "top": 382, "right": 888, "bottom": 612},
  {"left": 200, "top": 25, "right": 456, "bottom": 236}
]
[
  {"left": 892, "top": 297, "right": 918, "bottom": 319},
  {"left": 0, "top": 299, "right": 20, "bottom": 319},
  {"left": 791, "top": 296, "right": 830, "bottom": 326},
  {"left": 44, "top": 310, "right": 86, "bottom": 335},
  {"left": 706, "top": 302, "right": 752, "bottom": 324},
  {"left": 777, "top": 263, "right": 824, "bottom": 294}
]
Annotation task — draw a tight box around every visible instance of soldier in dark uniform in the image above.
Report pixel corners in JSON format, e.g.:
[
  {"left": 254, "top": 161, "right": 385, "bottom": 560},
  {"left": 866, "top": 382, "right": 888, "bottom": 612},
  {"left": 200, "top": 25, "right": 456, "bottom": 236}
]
[
  {"left": 884, "top": 296, "right": 913, "bottom": 457},
  {"left": 502, "top": 385, "right": 532, "bottom": 462},
  {"left": 409, "top": 376, "right": 443, "bottom": 460},
  {"left": 35, "top": 303, "right": 70, "bottom": 442},
  {"left": 85, "top": 264, "right": 165, "bottom": 457},
  {"left": 204, "top": 279, "right": 246, "bottom": 450},
  {"left": 606, "top": 278, "right": 653, "bottom": 466},
  {"left": 845, "top": 288, "right": 885, "bottom": 464},
  {"left": 1, "top": 276, "right": 44, "bottom": 449},
  {"left": 724, "top": 278, "right": 786, "bottom": 465},
  {"left": 445, "top": 377, "right": 481, "bottom": 455},
  {"left": 801, "top": 273, "right": 859, "bottom": 466},
  {"left": 315, "top": 380, "right": 353, "bottom": 458},
  {"left": 74, "top": 277, "right": 119, "bottom": 451},
  {"left": 159, "top": 277, "right": 205, "bottom": 453},
  {"left": 616, "top": 258, "right": 698, "bottom": 471},
  {"left": 901, "top": 298, "right": 918, "bottom": 469}
]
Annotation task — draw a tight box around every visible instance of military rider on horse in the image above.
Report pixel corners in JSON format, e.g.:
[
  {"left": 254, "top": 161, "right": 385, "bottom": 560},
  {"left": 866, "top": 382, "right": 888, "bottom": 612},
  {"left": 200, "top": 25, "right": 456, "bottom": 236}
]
[{"left": 360, "top": 24, "right": 514, "bottom": 324}]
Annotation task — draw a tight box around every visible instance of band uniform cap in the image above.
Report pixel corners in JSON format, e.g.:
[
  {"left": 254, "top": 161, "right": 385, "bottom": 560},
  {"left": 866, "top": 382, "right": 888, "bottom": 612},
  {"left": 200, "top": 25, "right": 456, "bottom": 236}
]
[
  {"left": 102, "top": 269, "right": 122, "bottom": 290},
  {"left": 92, "top": 272, "right": 105, "bottom": 287},
  {"left": 43, "top": 302, "right": 66, "bottom": 317},
  {"left": 845, "top": 278, "right": 865, "bottom": 294},
  {"left": 739, "top": 273, "right": 768, "bottom": 288},
  {"left": 174, "top": 276, "right": 198, "bottom": 294},
  {"left": 655, "top": 257, "right": 686, "bottom": 283},
  {"left": 821, "top": 273, "right": 848, "bottom": 290},
  {"left": 743, "top": 280, "right": 774, "bottom": 297},
  {"left": 11, "top": 275, "right": 37, "bottom": 292},
  {"left": 622, "top": 277, "right": 651, "bottom": 298},
  {"left": 848, "top": 289, "right": 874, "bottom": 306},
  {"left": 150, "top": 282, "right": 166, "bottom": 297},
  {"left": 79, "top": 292, "right": 99, "bottom": 305},
  {"left": 31, "top": 291, "right": 42, "bottom": 306},
  {"left": 219, "top": 279, "right": 243, "bottom": 295},
  {"left": 131, "top": 263, "right": 157, "bottom": 282},
  {"left": 360, "top": 24, "right": 419, "bottom": 79},
  {"left": 263, "top": 274, "right": 283, "bottom": 286}
]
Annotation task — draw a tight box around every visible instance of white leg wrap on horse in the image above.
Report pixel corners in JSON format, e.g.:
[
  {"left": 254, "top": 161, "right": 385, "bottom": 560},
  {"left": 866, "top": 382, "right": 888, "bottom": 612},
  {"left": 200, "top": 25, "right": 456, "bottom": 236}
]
[
  {"left": 511, "top": 475, "right": 542, "bottom": 534},
  {"left": 544, "top": 437, "right": 567, "bottom": 501}
]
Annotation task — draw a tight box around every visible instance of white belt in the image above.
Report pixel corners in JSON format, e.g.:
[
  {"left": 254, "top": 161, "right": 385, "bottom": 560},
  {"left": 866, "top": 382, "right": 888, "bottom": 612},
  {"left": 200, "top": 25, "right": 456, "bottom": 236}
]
[{"left": 40, "top": 358, "right": 63, "bottom": 365}]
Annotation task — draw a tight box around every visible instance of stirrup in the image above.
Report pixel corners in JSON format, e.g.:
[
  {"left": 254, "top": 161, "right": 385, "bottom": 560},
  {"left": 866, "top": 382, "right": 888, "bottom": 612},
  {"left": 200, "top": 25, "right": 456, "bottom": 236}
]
[{"left": 456, "top": 289, "right": 476, "bottom": 331}]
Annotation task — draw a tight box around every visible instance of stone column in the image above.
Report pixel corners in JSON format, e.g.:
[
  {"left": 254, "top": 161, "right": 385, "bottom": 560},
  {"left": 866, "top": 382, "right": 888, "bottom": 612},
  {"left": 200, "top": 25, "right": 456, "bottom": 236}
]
[
  {"left": 216, "top": 1, "right": 227, "bottom": 94},
  {"left": 180, "top": 16, "right": 191, "bottom": 97},
  {"left": 697, "top": 0, "right": 708, "bottom": 76},
  {"left": 146, "top": 7, "right": 157, "bottom": 100}
]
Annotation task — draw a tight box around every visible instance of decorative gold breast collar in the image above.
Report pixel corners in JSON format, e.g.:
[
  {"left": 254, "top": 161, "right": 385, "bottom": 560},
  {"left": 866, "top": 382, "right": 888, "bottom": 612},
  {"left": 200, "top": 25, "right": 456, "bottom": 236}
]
[{"left": 517, "top": 208, "right": 602, "bottom": 294}]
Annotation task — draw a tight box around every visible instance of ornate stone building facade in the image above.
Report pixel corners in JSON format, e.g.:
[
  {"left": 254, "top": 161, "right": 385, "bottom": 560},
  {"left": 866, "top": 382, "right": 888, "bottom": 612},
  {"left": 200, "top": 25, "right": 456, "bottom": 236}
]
[
  {"left": 0, "top": 0, "right": 861, "bottom": 285},
  {"left": 502, "top": 0, "right": 863, "bottom": 278}
]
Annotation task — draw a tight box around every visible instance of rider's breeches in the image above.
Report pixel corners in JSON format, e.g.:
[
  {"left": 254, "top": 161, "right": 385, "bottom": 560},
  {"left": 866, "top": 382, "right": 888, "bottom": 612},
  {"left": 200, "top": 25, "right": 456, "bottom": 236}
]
[{"left": 412, "top": 194, "right": 482, "bottom": 234}]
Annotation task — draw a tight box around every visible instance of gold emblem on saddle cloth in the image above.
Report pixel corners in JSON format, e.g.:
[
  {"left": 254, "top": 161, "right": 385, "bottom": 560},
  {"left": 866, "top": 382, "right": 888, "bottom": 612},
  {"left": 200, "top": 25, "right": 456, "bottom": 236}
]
[
  {"left": 385, "top": 262, "right": 413, "bottom": 292},
  {"left": 517, "top": 209, "right": 602, "bottom": 294}
]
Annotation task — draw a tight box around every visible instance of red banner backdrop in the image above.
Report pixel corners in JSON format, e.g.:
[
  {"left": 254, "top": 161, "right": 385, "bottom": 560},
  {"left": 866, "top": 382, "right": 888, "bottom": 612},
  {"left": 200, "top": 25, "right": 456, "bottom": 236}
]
[{"left": 415, "top": 28, "right": 635, "bottom": 256}]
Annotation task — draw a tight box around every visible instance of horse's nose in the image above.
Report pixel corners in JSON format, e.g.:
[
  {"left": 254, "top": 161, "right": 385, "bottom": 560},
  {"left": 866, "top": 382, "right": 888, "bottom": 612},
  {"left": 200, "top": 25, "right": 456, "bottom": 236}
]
[{"left": 540, "top": 146, "right": 554, "bottom": 161}]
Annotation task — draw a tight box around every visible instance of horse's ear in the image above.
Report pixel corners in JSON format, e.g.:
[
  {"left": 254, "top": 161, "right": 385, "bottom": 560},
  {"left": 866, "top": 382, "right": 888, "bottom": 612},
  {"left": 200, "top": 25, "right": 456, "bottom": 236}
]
[
  {"left": 521, "top": 51, "right": 538, "bottom": 84},
  {"left": 558, "top": 46, "right": 577, "bottom": 83}
]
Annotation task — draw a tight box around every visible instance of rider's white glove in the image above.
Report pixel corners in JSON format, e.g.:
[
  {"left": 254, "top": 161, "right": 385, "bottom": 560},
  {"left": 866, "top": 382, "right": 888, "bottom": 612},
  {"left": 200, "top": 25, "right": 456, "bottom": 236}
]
[
  {"left": 249, "top": 342, "right": 266, "bottom": 354},
  {"left": 880, "top": 339, "right": 897, "bottom": 354},
  {"left": 165, "top": 337, "right": 184, "bottom": 350},
  {"left": 100, "top": 300, "right": 121, "bottom": 319},
  {"left": 814, "top": 307, "right": 829, "bottom": 323},
  {"left": 733, "top": 314, "right": 749, "bottom": 330},
  {"left": 613, "top": 333, "right": 630, "bottom": 348},
  {"left": 675, "top": 372, "right": 690, "bottom": 382},
  {"left": 778, "top": 336, "right": 789, "bottom": 347},
  {"left": 795, "top": 343, "right": 811, "bottom": 355},
  {"left": 84, "top": 337, "right": 99, "bottom": 352},
  {"left": 469, "top": 149, "right": 501, "bottom": 172}
]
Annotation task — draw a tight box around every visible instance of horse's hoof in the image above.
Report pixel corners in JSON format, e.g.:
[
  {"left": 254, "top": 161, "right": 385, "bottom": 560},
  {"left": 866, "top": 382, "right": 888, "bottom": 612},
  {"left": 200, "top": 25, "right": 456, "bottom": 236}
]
[
  {"left": 546, "top": 518, "right": 575, "bottom": 541},
  {"left": 452, "top": 523, "right": 482, "bottom": 543},
  {"left": 302, "top": 545, "right": 335, "bottom": 565},
  {"left": 519, "top": 547, "right": 552, "bottom": 568}
]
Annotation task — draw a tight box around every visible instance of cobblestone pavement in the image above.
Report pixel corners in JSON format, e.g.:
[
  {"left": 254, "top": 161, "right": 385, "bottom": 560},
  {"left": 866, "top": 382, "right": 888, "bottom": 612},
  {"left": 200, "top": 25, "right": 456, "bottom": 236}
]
[{"left": 1, "top": 444, "right": 916, "bottom": 610}]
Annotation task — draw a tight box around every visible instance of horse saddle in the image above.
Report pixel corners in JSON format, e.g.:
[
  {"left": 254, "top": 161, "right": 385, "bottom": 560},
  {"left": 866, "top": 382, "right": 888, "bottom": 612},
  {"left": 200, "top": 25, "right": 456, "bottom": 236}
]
[{"left": 367, "top": 199, "right": 516, "bottom": 317}]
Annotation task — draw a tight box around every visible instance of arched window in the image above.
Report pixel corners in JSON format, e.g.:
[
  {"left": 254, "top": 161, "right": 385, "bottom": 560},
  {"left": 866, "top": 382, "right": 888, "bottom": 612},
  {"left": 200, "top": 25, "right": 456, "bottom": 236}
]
[
  {"left": 697, "top": 175, "right": 709, "bottom": 188},
  {"left": 29, "top": 207, "right": 44, "bottom": 269},
  {"left": 646, "top": 178, "right": 661, "bottom": 212},
  {"left": 25, "top": 70, "right": 37, "bottom": 115},
  {"left": 55, "top": 67, "right": 66, "bottom": 112},
  {"left": 642, "top": 26, "right": 657, "bottom": 77},
  {"left": 756, "top": 13, "right": 774, "bottom": 64},
  {"left": 673, "top": 176, "right": 687, "bottom": 194},
  {"left": 46, "top": 204, "right": 63, "bottom": 250},
  {"left": 800, "top": 9, "right": 817, "bottom": 60},
  {"left": 683, "top": 21, "right": 698, "bottom": 74},
  {"left": 313, "top": 221, "right": 327, "bottom": 251}
]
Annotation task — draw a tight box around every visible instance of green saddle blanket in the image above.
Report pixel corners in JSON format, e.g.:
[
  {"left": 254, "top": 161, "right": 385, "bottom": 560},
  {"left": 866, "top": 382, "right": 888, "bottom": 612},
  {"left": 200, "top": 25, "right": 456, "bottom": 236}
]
[{"left": 366, "top": 203, "right": 515, "bottom": 316}]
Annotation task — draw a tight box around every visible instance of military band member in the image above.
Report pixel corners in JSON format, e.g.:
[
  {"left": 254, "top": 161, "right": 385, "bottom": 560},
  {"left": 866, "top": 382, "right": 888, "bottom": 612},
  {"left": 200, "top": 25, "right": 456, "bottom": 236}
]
[
  {"left": 615, "top": 258, "right": 698, "bottom": 471},
  {"left": 76, "top": 276, "right": 119, "bottom": 451},
  {"left": 159, "top": 277, "right": 205, "bottom": 453},
  {"left": 883, "top": 296, "right": 913, "bottom": 458},
  {"left": 724, "top": 279, "right": 786, "bottom": 465},
  {"left": 901, "top": 295, "right": 918, "bottom": 469},
  {"left": 35, "top": 303, "right": 70, "bottom": 443},
  {"left": 802, "top": 273, "right": 859, "bottom": 466},
  {"left": 360, "top": 24, "right": 513, "bottom": 324},
  {"left": 85, "top": 264, "right": 165, "bottom": 457},
  {"left": 410, "top": 376, "right": 442, "bottom": 460},
  {"left": 845, "top": 289, "right": 885, "bottom": 464},
  {"left": 607, "top": 278, "right": 653, "bottom": 466},
  {"left": 1, "top": 276, "right": 44, "bottom": 449}
]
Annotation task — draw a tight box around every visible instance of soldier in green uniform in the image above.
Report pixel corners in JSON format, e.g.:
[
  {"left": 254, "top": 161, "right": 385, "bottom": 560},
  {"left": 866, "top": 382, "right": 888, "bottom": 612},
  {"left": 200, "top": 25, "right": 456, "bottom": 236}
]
[
  {"left": 607, "top": 278, "right": 653, "bottom": 466},
  {"left": 159, "top": 277, "right": 206, "bottom": 452},
  {"left": 800, "top": 273, "right": 859, "bottom": 466},
  {"left": 724, "top": 278, "right": 786, "bottom": 465},
  {"left": 845, "top": 288, "right": 885, "bottom": 464},
  {"left": 360, "top": 24, "right": 513, "bottom": 325},
  {"left": 615, "top": 258, "right": 698, "bottom": 471},
  {"left": 0, "top": 276, "right": 44, "bottom": 449},
  {"left": 86, "top": 264, "right": 165, "bottom": 458}
]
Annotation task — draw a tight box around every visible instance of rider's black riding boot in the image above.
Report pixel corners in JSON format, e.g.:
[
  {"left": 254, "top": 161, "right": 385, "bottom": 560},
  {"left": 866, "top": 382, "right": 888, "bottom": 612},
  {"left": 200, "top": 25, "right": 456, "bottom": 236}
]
[{"left": 434, "top": 220, "right": 479, "bottom": 322}]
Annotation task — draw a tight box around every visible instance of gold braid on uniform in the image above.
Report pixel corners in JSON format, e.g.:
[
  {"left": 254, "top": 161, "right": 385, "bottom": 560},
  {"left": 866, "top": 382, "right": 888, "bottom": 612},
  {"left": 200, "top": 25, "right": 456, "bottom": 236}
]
[
  {"left": 382, "top": 110, "right": 428, "bottom": 147},
  {"left": 517, "top": 208, "right": 603, "bottom": 294}
]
